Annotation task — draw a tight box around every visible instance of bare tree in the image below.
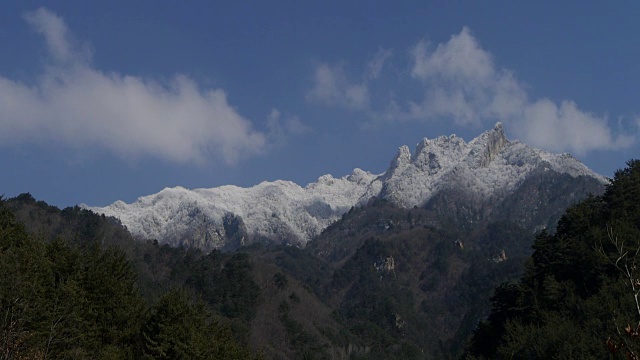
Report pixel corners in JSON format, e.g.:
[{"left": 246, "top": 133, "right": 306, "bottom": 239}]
[{"left": 597, "top": 226, "right": 640, "bottom": 359}]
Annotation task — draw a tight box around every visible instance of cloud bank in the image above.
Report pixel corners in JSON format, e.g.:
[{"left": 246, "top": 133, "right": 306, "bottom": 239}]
[
  {"left": 0, "top": 8, "right": 270, "bottom": 164},
  {"left": 309, "top": 27, "right": 633, "bottom": 155}
]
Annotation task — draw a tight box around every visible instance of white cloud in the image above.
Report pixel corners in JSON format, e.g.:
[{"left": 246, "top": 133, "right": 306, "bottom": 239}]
[
  {"left": 266, "top": 108, "right": 311, "bottom": 147},
  {"left": 312, "top": 26, "right": 634, "bottom": 154},
  {"left": 367, "top": 48, "right": 393, "bottom": 80},
  {"left": 409, "top": 27, "right": 632, "bottom": 153},
  {"left": 307, "top": 64, "right": 370, "bottom": 111},
  {"left": 521, "top": 100, "right": 633, "bottom": 155},
  {"left": 0, "top": 8, "right": 272, "bottom": 164},
  {"left": 344, "top": 84, "right": 369, "bottom": 110},
  {"left": 412, "top": 27, "right": 494, "bottom": 85},
  {"left": 23, "top": 8, "right": 87, "bottom": 63},
  {"left": 408, "top": 27, "right": 527, "bottom": 126}
]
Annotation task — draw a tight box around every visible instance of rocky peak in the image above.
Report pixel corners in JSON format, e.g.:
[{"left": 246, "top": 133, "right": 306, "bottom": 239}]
[
  {"left": 316, "top": 174, "right": 335, "bottom": 186},
  {"left": 412, "top": 134, "right": 466, "bottom": 175},
  {"left": 391, "top": 145, "right": 412, "bottom": 171},
  {"left": 466, "top": 122, "right": 508, "bottom": 168},
  {"left": 413, "top": 142, "right": 442, "bottom": 175},
  {"left": 347, "top": 168, "right": 373, "bottom": 185}
]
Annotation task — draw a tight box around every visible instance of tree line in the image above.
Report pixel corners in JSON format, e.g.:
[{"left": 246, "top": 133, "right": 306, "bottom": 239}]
[{"left": 0, "top": 201, "right": 261, "bottom": 359}]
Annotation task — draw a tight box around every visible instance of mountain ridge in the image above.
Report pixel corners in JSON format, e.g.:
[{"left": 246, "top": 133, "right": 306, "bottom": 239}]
[{"left": 87, "top": 123, "right": 607, "bottom": 250}]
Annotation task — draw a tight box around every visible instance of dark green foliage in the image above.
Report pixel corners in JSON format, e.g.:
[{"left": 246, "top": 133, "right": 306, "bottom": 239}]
[
  {"left": 0, "top": 202, "right": 50, "bottom": 359},
  {"left": 277, "top": 299, "right": 330, "bottom": 359},
  {"left": 0, "top": 189, "right": 543, "bottom": 359},
  {"left": 0, "top": 202, "right": 145, "bottom": 358},
  {"left": 273, "top": 272, "right": 289, "bottom": 290},
  {"left": 37, "top": 239, "right": 147, "bottom": 358},
  {"left": 268, "top": 244, "right": 332, "bottom": 297},
  {"left": 603, "top": 159, "right": 640, "bottom": 225},
  {"left": 220, "top": 253, "right": 261, "bottom": 321},
  {"left": 0, "top": 198, "right": 260, "bottom": 359},
  {"left": 465, "top": 160, "right": 640, "bottom": 359},
  {"left": 474, "top": 221, "right": 534, "bottom": 259},
  {"left": 187, "top": 251, "right": 261, "bottom": 322},
  {"left": 142, "top": 289, "right": 258, "bottom": 360}
]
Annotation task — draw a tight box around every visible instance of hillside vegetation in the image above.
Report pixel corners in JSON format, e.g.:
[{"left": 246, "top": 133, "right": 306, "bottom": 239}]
[
  {"left": 465, "top": 160, "right": 640, "bottom": 359},
  {"left": 3, "top": 160, "right": 638, "bottom": 359},
  {"left": 0, "top": 197, "right": 261, "bottom": 359}
]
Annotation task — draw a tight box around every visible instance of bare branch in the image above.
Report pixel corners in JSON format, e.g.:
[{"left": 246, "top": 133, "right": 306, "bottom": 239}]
[{"left": 602, "top": 225, "right": 640, "bottom": 358}]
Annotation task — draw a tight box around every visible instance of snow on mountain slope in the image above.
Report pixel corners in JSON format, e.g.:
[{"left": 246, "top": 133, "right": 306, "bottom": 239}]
[
  {"left": 87, "top": 123, "right": 607, "bottom": 249},
  {"left": 374, "top": 122, "right": 606, "bottom": 207},
  {"left": 88, "top": 169, "right": 379, "bottom": 248}
]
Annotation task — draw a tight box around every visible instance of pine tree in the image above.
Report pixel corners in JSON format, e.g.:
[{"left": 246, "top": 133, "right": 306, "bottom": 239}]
[{"left": 0, "top": 201, "right": 50, "bottom": 358}]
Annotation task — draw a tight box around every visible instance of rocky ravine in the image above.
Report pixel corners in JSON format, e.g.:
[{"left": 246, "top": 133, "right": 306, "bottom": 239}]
[{"left": 87, "top": 123, "right": 607, "bottom": 251}]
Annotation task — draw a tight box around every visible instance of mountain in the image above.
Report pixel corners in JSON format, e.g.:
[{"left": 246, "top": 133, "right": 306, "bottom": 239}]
[
  {"left": 87, "top": 123, "right": 607, "bottom": 251},
  {"left": 86, "top": 170, "right": 378, "bottom": 251},
  {"left": 374, "top": 122, "right": 603, "bottom": 207},
  {"left": 3, "top": 156, "right": 625, "bottom": 359}
]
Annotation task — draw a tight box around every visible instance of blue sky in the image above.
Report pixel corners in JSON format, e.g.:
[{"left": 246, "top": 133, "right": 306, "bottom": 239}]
[{"left": 1, "top": 1, "right": 639, "bottom": 208}]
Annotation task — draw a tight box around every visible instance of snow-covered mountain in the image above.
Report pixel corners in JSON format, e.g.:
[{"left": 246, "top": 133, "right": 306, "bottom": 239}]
[
  {"left": 375, "top": 122, "right": 605, "bottom": 208},
  {"left": 87, "top": 123, "right": 607, "bottom": 250},
  {"left": 88, "top": 169, "right": 379, "bottom": 251}
]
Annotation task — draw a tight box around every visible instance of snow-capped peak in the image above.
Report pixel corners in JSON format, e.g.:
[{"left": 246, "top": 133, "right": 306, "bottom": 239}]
[
  {"left": 87, "top": 124, "right": 606, "bottom": 250},
  {"left": 88, "top": 169, "right": 381, "bottom": 248},
  {"left": 372, "top": 121, "right": 604, "bottom": 208},
  {"left": 465, "top": 122, "right": 508, "bottom": 167},
  {"left": 390, "top": 146, "right": 412, "bottom": 171}
]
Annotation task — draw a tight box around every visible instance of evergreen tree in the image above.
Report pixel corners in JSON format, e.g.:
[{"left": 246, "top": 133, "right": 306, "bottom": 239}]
[
  {"left": 465, "top": 160, "right": 640, "bottom": 359},
  {"left": 142, "top": 288, "right": 258, "bottom": 360},
  {"left": 0, "top": 201, "right": 50, "bottom": 358},
  {"left": 0, "top": 195, "right": 266, "bottom": 359}
]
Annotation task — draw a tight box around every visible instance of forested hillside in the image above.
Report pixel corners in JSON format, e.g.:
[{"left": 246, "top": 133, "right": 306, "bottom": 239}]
[
  {"left": 0, "top": 193, "right": 530, "bottom": 359},
  {"left": 0, "top": 197, "right": 261, "bottom": 359},
  {"left": 2, "top": 160, "right": 631, "bottom": 359},
  {"left": 465, "top": 160, "right": 640, "bottom": 359}
]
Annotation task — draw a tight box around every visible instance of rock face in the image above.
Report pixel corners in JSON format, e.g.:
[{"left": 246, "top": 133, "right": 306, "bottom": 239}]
[
  {"left": 87, "top": 123, "right": 607, "bottom": 250},
  {"left": 375, "top": 256, "right": 396, "bottom": 273}
]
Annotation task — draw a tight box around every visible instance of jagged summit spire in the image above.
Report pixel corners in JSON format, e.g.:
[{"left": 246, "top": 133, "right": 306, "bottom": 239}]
[
  {"left": 390, "top": 145, "right": 411, "bottom": 170},
  {"left": 466, "top": 122, "right": 508, "bottom": 167},
  {"left": 475, "top": 121, "right": 506, "bottom": 145}
]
